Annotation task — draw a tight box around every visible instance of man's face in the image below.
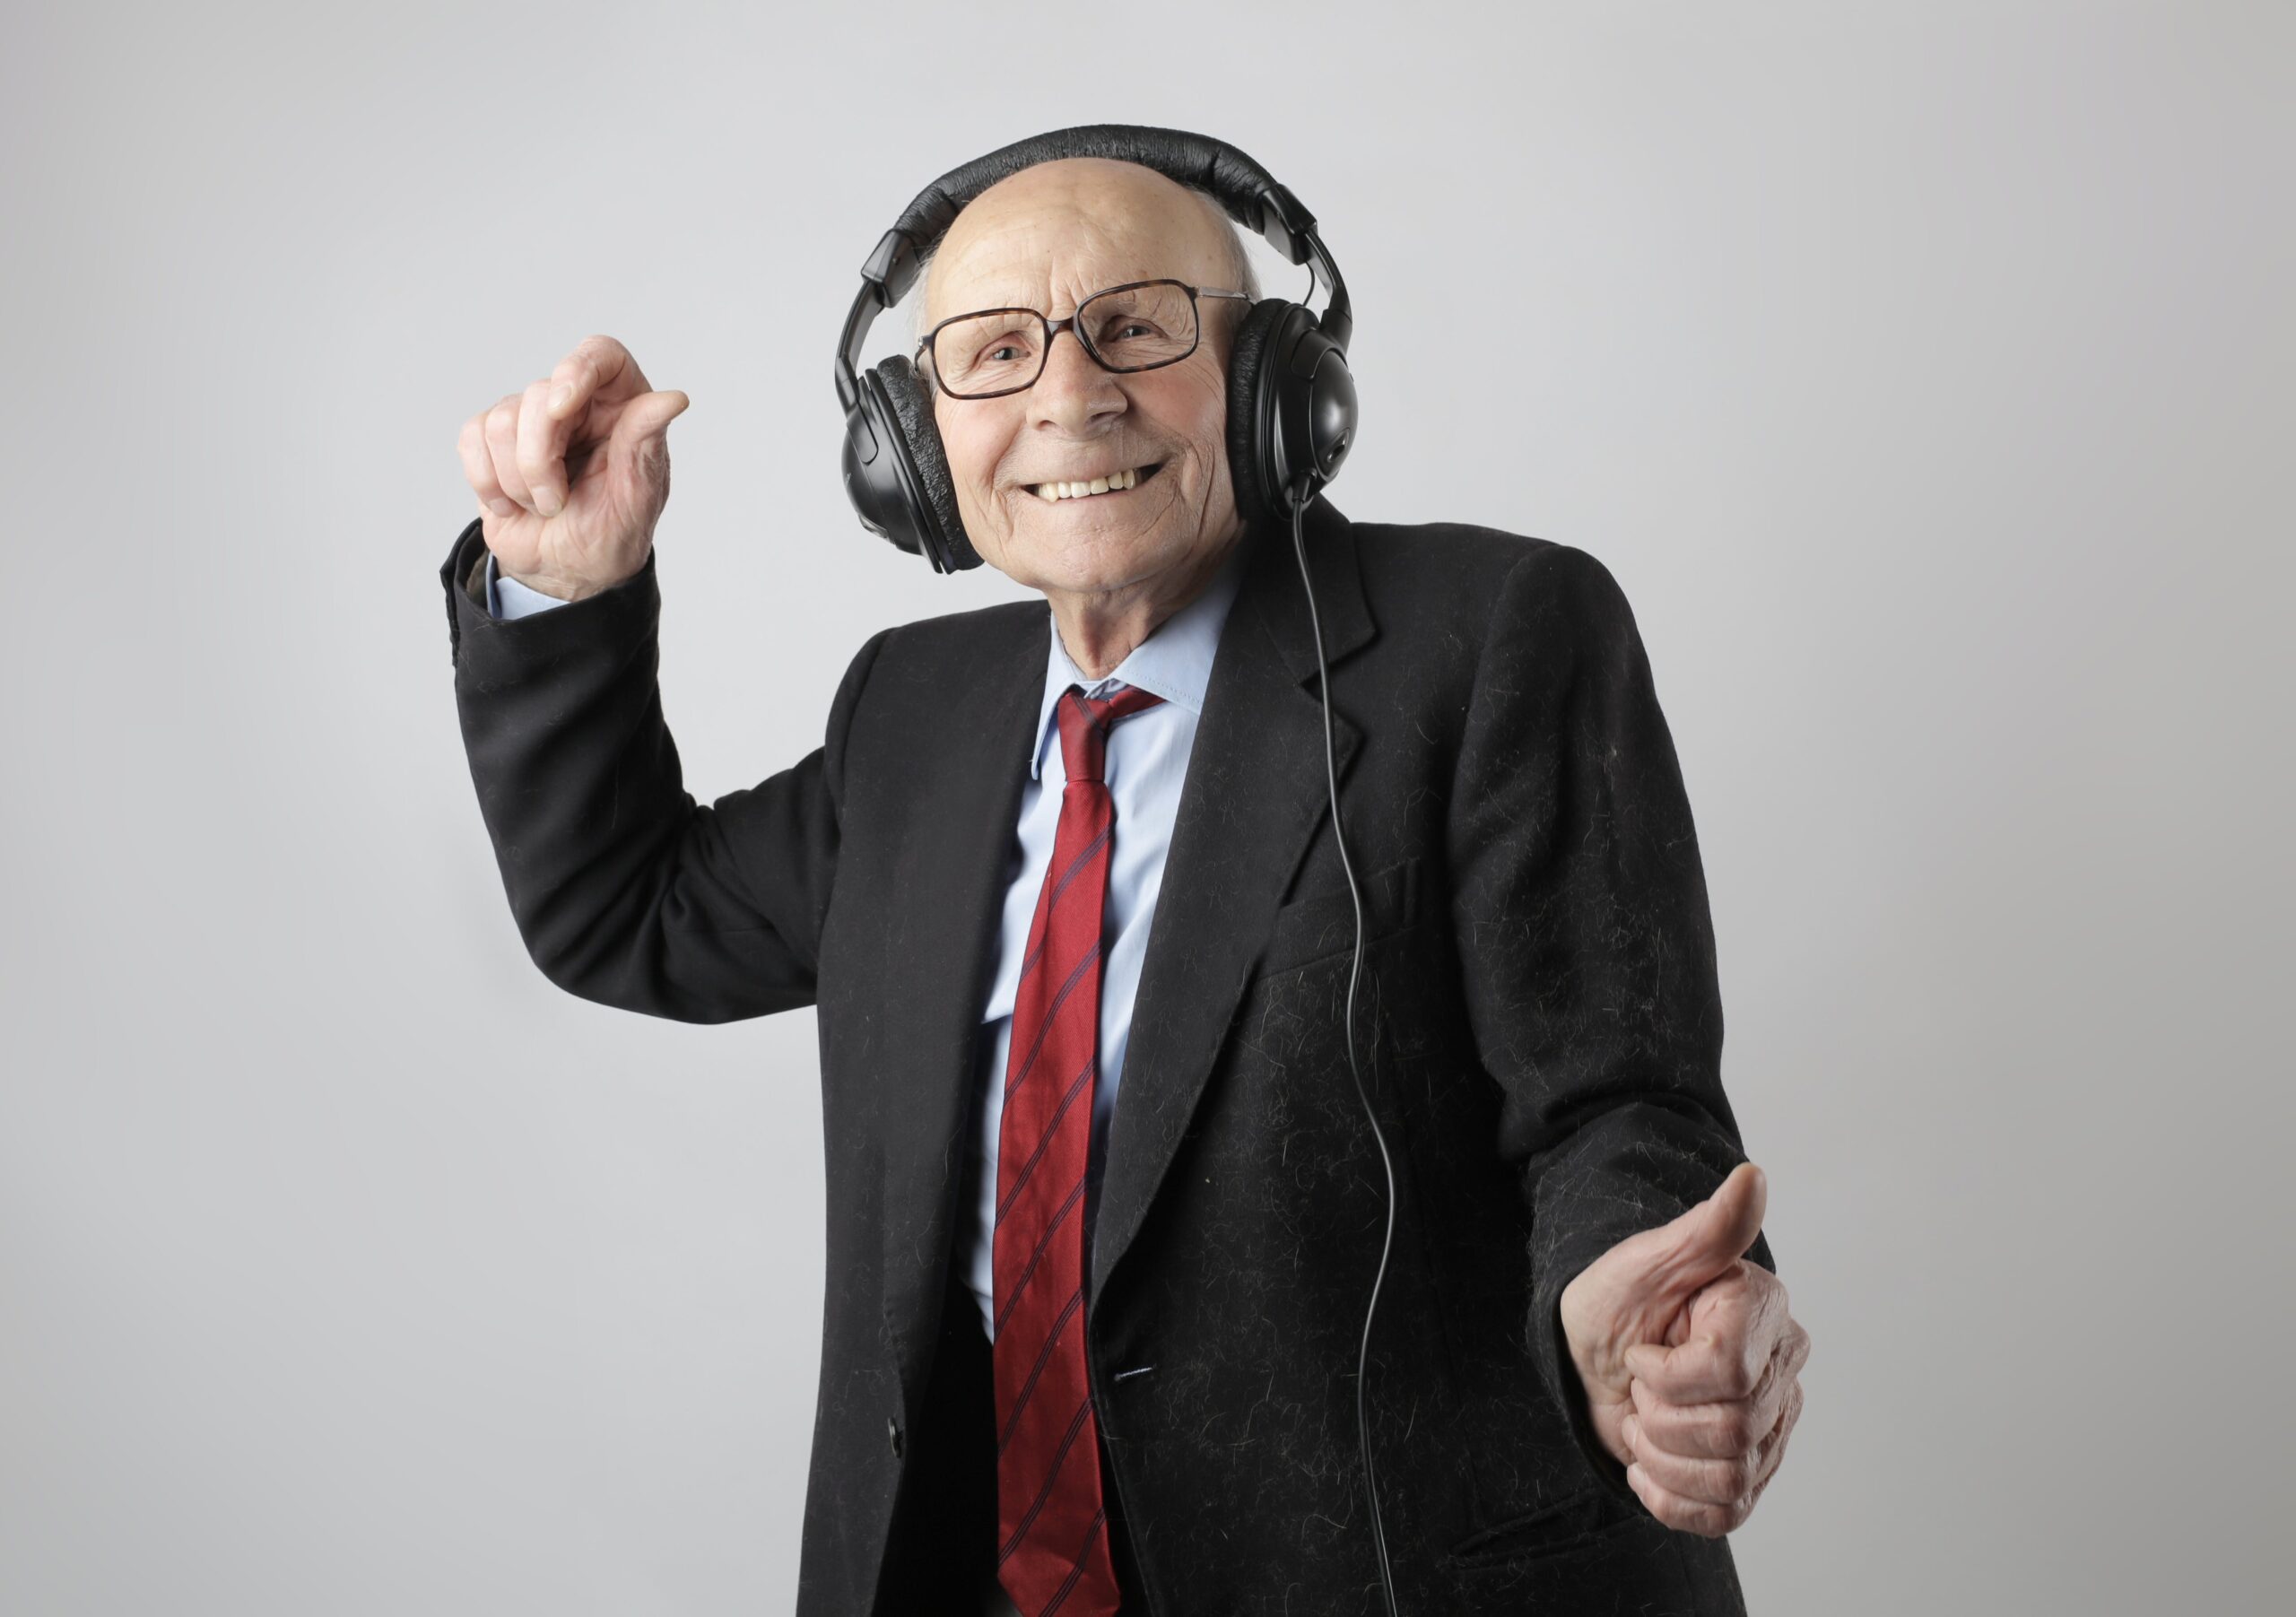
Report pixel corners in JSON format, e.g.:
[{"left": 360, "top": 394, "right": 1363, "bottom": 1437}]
[{"left": 922, "top": 158, "right": 1248, "bottom": 602}]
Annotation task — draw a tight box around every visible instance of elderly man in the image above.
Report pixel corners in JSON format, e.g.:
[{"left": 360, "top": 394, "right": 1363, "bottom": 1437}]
[{"left": 442, "top": 133, "right": 1808, "bottom": 1617}]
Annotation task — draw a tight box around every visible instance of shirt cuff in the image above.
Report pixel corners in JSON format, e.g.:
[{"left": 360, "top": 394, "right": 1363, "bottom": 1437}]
[{"left": 485, "top": 551, "right": 575, "bottom": 620}]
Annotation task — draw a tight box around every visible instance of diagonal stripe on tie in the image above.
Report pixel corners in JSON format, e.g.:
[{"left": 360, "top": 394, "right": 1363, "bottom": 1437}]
[
  {"left": 998, "top": 1056, "right": 1095, "bottom": 1224},
  {"left": 996, "top": 1283, "right": 1085, "bottom": 1456},
  {"left": 1004, "top": 939, "right": 1101, "bottom": 1101},
  {"left": 1040, "top": 1513, "right": 1109, "bottom": 1617},
  {"left": 1019, "top": 824, "right": 1113, "bottom": 983},
  {"left": 997, "top": 1395, "right": 1097, "bottom": 1566},
  {"left": 993, "top": 1174, "right": 1086, "bottom": 1339}
]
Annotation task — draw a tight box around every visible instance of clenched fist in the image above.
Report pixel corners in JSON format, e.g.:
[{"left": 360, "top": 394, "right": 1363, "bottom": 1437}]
[
  {"left": 455, "top": 335, "right": 691, "bottom": 603},
  {"left": 1559, "top": 1161, "right": 1810, "bottom": 1536}
]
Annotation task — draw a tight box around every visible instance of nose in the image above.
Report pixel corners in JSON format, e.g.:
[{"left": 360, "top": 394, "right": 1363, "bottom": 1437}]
[{"left": 1030, "top": 326, "right": 1125, "bottom": 436}]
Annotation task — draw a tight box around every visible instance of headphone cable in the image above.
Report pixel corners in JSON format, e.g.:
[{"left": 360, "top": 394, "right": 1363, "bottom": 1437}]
[{"left": 1287, "top": 476, "right": 1402, "bottom": 1617}]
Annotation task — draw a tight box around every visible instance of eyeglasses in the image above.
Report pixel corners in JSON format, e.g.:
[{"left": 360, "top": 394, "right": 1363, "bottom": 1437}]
[{"left": 915, "top": 278, "right": 1252, "bottom": 400}]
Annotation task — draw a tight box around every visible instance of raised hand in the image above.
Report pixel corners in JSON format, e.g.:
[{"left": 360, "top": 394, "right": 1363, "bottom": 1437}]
[
  {"left": 455, "top": 335, "right": 691, "bottom": 601},
  {"left": 1558, "top": 1161, "right": 1811, "bottom": 1536}
]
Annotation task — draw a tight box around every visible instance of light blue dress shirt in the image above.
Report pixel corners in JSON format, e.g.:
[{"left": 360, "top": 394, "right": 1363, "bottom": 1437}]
[
  {"left": 483, "top": 552, "right": 582, "bottom": 620},
  {"left": 479, "top": 544, "right": 1250, "bottom": 1342}
]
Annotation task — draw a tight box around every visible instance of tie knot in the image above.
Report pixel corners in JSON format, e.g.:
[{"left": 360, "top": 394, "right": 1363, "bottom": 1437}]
[{"left": 1055, "top": 683, "right": 1167, "bottom": 785}]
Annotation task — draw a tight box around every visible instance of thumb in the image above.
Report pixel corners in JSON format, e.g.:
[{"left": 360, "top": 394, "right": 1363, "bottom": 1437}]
[
  {"left": 1660, "top": 1160, "right": 1767, "bottom": 1289},
  {"left": 613, "top": 388, "right": 690, "bottom": 453},
  {"left": 604, "top": 389, "right": 690, "bottom": 507},
  {"left": 1596, "top": 1161, "right": 1770, "bottom": 1309}
]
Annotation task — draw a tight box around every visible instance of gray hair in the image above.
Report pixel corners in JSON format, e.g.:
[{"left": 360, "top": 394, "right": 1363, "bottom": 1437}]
[{"left": 905, "top": 182, "right": 1263, "bottom": 350}]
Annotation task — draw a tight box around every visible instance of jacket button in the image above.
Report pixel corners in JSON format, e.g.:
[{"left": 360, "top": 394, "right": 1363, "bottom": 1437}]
[{"left": 887, "top": 1416, "right": 903, "bottom": 1459}]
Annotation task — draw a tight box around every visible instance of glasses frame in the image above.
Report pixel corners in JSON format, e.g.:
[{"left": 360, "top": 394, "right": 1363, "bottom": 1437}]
[{"left": 915, "top": 278, "right": 1253, "bottom": 400}]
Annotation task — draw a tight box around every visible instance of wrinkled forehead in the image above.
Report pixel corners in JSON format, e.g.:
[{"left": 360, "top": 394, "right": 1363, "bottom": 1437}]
[{"left": 922, "top": 161, "right": 1235, "bottom": 324}]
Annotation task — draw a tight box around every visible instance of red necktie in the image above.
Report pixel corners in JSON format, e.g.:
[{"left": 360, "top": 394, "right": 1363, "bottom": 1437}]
[{"left": 993, "top": 682, "right": 1166, "bottom": 1617}]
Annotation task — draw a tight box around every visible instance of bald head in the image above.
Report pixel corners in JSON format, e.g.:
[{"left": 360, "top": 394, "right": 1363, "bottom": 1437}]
[{"left": 913, "top": 157, "right": 1260, "bottom": 343}]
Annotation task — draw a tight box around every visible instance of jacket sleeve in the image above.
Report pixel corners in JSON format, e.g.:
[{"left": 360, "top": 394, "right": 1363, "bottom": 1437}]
[
  {"left": 1445, "top": 540, "right": 1777, "bottom": 1509},
  {"left": 439, "top": 515, "right": 890, "bottom": 1023}
]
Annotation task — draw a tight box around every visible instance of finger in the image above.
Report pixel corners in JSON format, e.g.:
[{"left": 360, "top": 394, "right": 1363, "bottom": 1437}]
[
  {"left": 1630, "top": 1327, "right": 1799, "bottom": 1460},
  {"left": 546, "top": 334, "right": 644, "bottom": 422},
  {"left": 1616, "top": 1304, "right": 1772, "bottom": 1405},
  {"left": 527, "top": 338, "right": 649, "bottom": 517},
  {"left": 483, "top": 392, "right": 538, "bottom": 513},
  {"left": 1620, "top": 1261, "right": 1787, "bottom": 1392},
  {"left": 1625, "top": 1457, "right": 1744, "bottom": 1539},
  {"left": 1624, "top": 1408, "right": 1761, "bottom": 1509},
  {"left": 457, "top": 411, "right": 517, "bottom": 517},
  {"left": 1628, "top": 1370, "right": 1800, "bottom": 1517},
  {"left": 1749, "top": 1375, "right": 1804, "bottom": 1496},
  {"left": 1624, "top": 1325, "right": 1764, "bottom": 1404},
  {"left": 517, "top": 376, "right": 572, "bottom": 517}
]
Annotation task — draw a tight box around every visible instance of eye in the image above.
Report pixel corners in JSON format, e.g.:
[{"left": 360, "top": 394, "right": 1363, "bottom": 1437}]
[{"left": 1099, "top": 317, "right": 1170, "bottom": 343}]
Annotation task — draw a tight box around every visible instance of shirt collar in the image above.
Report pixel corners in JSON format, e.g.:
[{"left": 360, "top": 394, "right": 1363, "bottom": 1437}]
[{"left": 1028, "top": 535, "right": 1250, "bottom": 780}]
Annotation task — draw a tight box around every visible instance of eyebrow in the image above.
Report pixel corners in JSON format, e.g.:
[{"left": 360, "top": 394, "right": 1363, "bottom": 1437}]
[
  {"left": 933, "top": 273, "right": 1194, "bottom": 318},
  {"left": 943, "top": 288, "right": 1079, "bottom": 317},
  {"left": 917, "top": 269, "right": 1247, "bottom": 346}
]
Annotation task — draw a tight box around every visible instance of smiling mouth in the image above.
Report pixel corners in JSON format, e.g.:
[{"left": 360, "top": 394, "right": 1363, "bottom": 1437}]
[{"left": 1028, "top": 461, "right": 1165, "bottom": 502}]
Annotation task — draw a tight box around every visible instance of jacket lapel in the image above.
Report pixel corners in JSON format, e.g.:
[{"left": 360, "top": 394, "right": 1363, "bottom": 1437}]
[
  {"left": 1088, "top": 494, "right": 1378, "bottom": 1310},
  {"left": 879, "top": 604, "right": 1046, "bottom": 1406}
]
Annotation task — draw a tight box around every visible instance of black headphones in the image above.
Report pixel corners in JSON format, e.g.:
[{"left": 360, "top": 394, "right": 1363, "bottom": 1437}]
[{"left": 835, "top": 124, "right": 1360, "bottom": 570}]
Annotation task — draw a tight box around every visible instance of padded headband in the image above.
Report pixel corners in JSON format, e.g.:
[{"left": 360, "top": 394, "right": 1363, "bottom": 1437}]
[
  {"left": 895, "top": 126, "right": 1293, "bottom": 267},
  {"left": 835, "top": 124, "right": 1350, "bottom": 416}
]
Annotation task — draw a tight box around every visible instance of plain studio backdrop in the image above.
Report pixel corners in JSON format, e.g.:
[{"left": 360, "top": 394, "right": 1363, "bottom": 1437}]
[{"left": 3, "top": 3, "right": 2286, "bottom": 1612}]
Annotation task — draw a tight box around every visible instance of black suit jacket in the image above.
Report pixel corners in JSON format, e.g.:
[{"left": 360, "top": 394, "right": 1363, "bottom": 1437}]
[{"left": 439, "top": 495, "right": 1777, "bottom": 1615}]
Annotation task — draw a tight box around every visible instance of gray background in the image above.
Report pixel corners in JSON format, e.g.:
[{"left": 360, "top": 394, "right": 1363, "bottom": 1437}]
[{"left": 4, "top": 2, "right": 2286, "bottom": 1612}]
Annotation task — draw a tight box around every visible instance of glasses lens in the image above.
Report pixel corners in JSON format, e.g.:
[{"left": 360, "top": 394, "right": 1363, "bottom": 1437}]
[
  {"left": 1080, "top": 282, "right": 1197, "bottom": 371},
  {"left": 930, "top": 310, "right": 1045, "bottom": 396}
]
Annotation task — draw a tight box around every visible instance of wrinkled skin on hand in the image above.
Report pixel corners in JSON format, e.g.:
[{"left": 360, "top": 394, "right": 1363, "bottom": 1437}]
[
  {"left": 455, "top": 333, "right": 691, "bottom": 602},
  {"left": 1560, "top": 1162, "right": 1812, "bottom": 1536}
]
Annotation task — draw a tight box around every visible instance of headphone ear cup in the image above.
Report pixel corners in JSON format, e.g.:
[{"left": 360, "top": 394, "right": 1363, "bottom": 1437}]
[
  {"left": 872, "top": 354, "right": 979, "bottom": 571},
  {"left": 1224, "top": 297, "right": 1296, "bottom": 530}
]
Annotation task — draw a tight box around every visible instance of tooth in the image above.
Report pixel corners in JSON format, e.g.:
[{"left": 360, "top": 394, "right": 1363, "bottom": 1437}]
[
  {"left": 1090, "top": 476, "right": 1110, "bottom": 495},
  {"left": 1037, "top": 484, "right": 1057, "bottom": 501},
  {"left": 1119, "top": 467, "right": 1135, "bottom": 489}
]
